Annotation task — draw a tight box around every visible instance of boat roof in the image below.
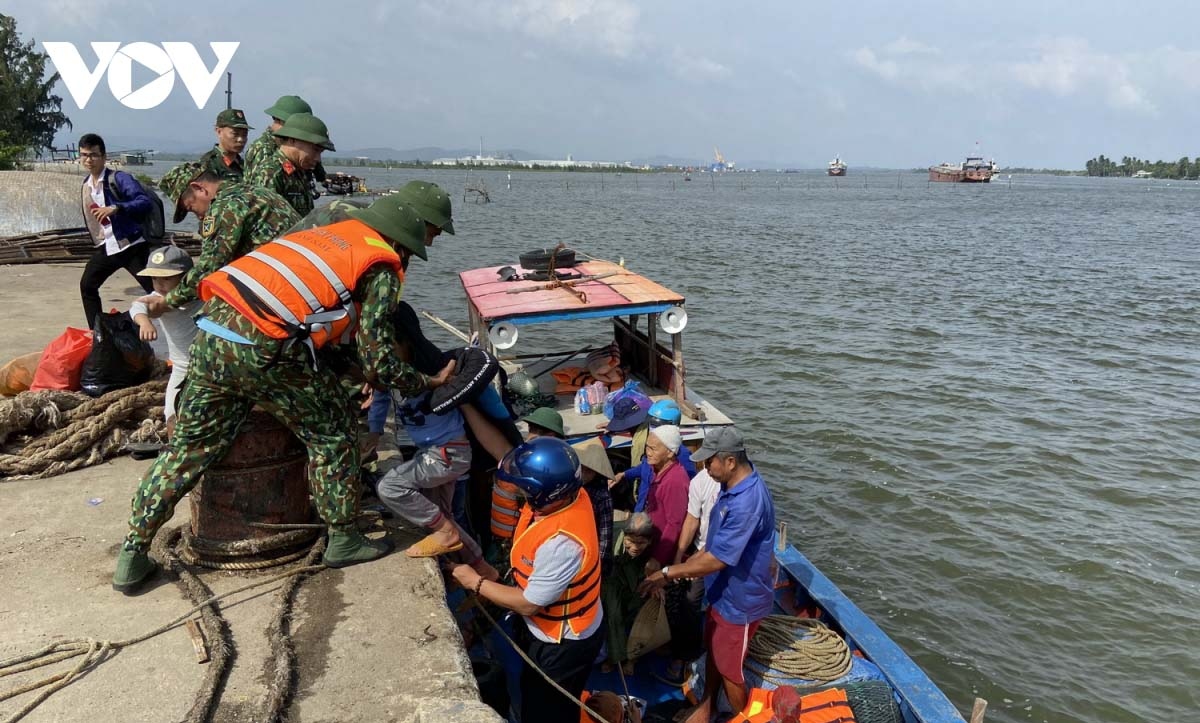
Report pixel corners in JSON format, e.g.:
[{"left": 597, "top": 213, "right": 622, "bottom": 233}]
[{"left": 460, "top": 259, "right": 685, "bottom": 326}]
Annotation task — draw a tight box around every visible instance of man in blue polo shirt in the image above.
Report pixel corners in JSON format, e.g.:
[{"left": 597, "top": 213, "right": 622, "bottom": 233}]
[{"left": 639, "top": 426, "right": 775, "bottom": 723}]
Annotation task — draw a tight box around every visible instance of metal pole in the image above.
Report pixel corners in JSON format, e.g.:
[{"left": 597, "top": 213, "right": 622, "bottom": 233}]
[{"left": 225, "top": 72, "right": 232, "bottom": 109}]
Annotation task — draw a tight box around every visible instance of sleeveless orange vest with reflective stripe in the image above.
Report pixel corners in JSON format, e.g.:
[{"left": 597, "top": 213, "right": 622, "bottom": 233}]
[
  {"left": 490, "top": 479, "right": 522, "bottom": 539},
  {"left": 510, "top": 488, "right": 601, "bottom": 642},
  {"left": 199, "top": 219, "right": 403, "bottom": 348}
]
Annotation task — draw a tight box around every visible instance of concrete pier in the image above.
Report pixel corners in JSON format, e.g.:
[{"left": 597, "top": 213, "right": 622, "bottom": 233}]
[{"left": 0, "top": 264, "right": 503, "bottom": 723}]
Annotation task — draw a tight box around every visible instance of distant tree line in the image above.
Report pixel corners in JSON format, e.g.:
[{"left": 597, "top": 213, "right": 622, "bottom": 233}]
[{"left": 1085, "top": 154, "right": 1198, "bottom": 179}]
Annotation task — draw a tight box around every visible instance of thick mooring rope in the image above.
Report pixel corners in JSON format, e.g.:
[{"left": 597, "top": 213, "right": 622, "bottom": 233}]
[
  {"left": 746, "top": 616, "right": 853, "bottom": 684},
  {"left": 0, "top": 526, "right": 325, "bottom": 723},
  {"left": 0, "top": 381, "right": 166, "bottom": 480}
]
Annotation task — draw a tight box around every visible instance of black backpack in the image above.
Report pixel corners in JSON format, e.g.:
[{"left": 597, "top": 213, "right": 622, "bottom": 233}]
[{"left": 105, "top": 170, "right": 167, "bottom": 241}]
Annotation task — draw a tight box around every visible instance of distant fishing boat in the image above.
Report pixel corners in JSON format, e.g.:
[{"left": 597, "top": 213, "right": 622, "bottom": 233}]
[
  {"left": 827, "top": 157, "right": 847, "bottom": 176},
  {"left": 928, "top": 156, "right": 995, "bottom": 183}
]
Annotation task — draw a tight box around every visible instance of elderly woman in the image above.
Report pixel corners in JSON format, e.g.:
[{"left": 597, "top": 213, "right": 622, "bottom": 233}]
[
  {"left": 600, "top": 512, "right": 658, "bottom": 674},
  {"left": 642, "top": 425, "right": 691, "bottom": 566}
]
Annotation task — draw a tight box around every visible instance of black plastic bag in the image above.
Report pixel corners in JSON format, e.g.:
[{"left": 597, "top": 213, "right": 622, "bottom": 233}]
[{"left": 80, "top": 311, "right": 155, "bottom": 397}]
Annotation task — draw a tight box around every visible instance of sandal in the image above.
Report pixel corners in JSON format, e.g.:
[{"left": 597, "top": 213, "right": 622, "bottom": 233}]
[{"left": 405, "top": 533, "right": 464, "bottom": 558}]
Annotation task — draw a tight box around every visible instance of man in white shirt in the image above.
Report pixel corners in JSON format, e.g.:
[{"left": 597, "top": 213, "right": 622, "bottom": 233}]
[
  {"left": 674, "top": 467, "right": 721, "bottom": 602},
  {"left": 78, "top": 133, "right": 155, "bottom": 329}
]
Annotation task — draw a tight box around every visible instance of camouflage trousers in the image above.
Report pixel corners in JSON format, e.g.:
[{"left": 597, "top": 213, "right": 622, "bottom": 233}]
[{"left": 124, "top": 329, "right": 359, "bottom": 551}]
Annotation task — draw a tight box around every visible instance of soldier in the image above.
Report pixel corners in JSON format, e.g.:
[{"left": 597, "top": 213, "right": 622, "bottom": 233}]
[
  {"left": 394, "top": 180, "right": 456, "bottom": 248},
  {"left": 198, "top": 108, "right": 252, "bottom": 181},
  {"left": 243, "top": 95, "right": 311, "bottom": 173},
  {"left": 113, "top": 198, "right": 456, "bottom": 594},
  {"left": 245, "top": 112, "right": 333, "bottom": 216},
  {"left": 141, "top": 163, "right": 299, "bottom": 314}
]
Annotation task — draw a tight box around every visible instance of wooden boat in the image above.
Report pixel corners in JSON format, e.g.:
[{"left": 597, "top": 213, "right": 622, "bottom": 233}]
[{"left": 451, "top": 254, "right": 977, "bottom": 722}]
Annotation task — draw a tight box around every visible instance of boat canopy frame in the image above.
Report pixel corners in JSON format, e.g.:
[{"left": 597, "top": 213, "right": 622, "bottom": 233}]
[{"left": 459, "top": 259, "right": 695, "bottom": 415}]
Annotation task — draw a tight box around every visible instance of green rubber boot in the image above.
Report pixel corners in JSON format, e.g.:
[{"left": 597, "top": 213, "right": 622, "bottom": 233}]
[
  {"left": 322, "top": 528, "right": 394, "bottom": 569},
  {"left": 112, "top": 548, "right": 158, "bottom": 595}
]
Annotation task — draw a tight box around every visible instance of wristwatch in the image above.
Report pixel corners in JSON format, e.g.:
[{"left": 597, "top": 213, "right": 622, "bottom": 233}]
[{"left": 661, "top": 566, "right": 670, "bottom": 581}]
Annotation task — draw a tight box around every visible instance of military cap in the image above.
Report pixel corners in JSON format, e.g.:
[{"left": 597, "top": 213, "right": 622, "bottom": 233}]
[
  {"left": 395, "top": 180, "right": 455, "bottom": 235},
  {"left": 215, "top": 108, "right": 252, "bottom": 129},
  {"left": 347, "top": 199, "right": 427, "bottom": 259},
  {"left": 273, "top": 113, "right": 335, "bottom": 151},
  {"left": 160, "top": 162, "right": 205, "bottom": 223},
  {"left": 263, "top": 95, "right": 312, "bottom": 122}
]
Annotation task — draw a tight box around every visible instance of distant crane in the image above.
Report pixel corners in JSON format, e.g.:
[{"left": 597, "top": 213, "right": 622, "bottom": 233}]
[{"left": 712, "top": 146, "right": 734, "bottom": 172}]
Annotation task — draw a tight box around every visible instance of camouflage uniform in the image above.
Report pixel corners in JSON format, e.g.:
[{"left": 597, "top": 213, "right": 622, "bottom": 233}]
[
  {"left": 245, "top": 144, "right": 316, "bottom": 217},
  {"left": 243, "top": 130, "right": 276, "bottom": 175},
  {"left": 125, "top": 267, "right": 429, "bottom": 551},
  {"left": 163, "top": 183, "right": 299, "bottom": 307},
  {"left": 198, "top": 144, "right": 245, "bottom": 181}
]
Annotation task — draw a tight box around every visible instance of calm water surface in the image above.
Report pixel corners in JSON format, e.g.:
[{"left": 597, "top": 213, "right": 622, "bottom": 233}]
[{"left": 163, "top": 166, "right": 1198, "bottom": 723}]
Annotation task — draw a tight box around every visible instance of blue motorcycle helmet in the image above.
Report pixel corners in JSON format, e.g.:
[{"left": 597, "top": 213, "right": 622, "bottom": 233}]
[
  {"left": 648, "top": 399, "right": 682, "bottom": 427},
  {"left": 496, "top": 437, "right": 582, "bottom": 509}
]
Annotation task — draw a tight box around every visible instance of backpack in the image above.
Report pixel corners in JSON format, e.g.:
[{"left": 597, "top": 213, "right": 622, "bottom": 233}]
[{"left": 105, "top": 170, "right": 166, "bottom": 241}]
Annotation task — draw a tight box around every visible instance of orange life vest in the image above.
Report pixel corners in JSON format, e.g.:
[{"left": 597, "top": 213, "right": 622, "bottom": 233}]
[
  {"left": 796, "top": 688, "right": 856, "bottom": 723},
  {"left": 510, "top": 488, "right": 601, "bottom": 642},
  {"left": 732, "top": 687, "right": 775, "bottom": 723},
  {"left": 199, "top": 219, "right": 403, "bottom": 349},
  {"left": 490, "top": 478, "right": 522, "bottom": 539}
]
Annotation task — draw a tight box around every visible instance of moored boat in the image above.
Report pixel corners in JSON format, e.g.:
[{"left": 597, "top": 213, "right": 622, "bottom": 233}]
[
  {"left": 928, "top": 157, "right": 994, "bottom": 183},
  {"left": 447, "top": 251, "right": 979, "bottom": 722},
  {"left": 828, "top": 157, "right": 847, "bottom": 176},
  {"left": 321, "top": 172, "right": 363, "bottom": 195}
]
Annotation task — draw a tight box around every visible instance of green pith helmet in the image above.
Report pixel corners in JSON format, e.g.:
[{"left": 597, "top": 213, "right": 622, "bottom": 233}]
[
  {"left": 215, "top": 108, "right": 252, "bottom": 129},
  {"left": 273, "top": 112, "right": 335, "bottom": 151},
  {"left": 395, "top": 180, "right": 455, "bottom": 235},
  {"left": 161, "top": 162, "right": 205, "bottom": 222},
  {"left": 347, "top": 199, "right": 427, "bottom": 260},
  {"left": 263, "top": 94, "right": 312, "bottom": 122},
  {"left": 522, "top": 407, "right": 565, "bottom": 437}
]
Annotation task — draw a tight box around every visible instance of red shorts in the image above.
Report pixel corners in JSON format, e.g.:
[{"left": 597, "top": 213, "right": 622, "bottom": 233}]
[{"left": 704, "top": 607, "right": 761, "bottom": 685}]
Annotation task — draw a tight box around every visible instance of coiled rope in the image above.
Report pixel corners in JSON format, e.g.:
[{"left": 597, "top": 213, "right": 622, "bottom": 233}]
[
  {"left": 0, "top": 525, "right": 326, "bottom": 723},
  {"left": 746, "top": 616, "right": 853, "bottom": 684},
  {"left": 0, "top": 381, "right": 167, "bottom": 480}
]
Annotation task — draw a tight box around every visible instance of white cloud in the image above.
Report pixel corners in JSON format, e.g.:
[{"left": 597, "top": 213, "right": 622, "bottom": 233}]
[
  {"left": 1008, "top": 37, "right": 1152, "bottom": 112},
  {"left": 852, "top": 47, "right": 899, "bottom": 81},
  {"left": 884, "top": 37, "right": 939, "bottom": 56},
  {"left": 424, "top": 0, "right": 641, "bottom": 59},
  {"left": 852, "top": 35, "right": 1170, "bottom": 114},
  {"left": 851, "top": 44, "right": 969, "bottom": 91},
  {"left": 670, "top": 48, "right": 732, "bottom": 82}
]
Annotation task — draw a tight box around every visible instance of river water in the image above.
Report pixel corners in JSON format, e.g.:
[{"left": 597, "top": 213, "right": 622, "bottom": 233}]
[{"left": 155, "top": 165, "right": 1196, "bottom": 722}]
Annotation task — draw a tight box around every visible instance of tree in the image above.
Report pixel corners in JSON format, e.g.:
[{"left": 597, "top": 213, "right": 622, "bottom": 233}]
[{"left": 0, "top": 14, "right": 71, "bottom": 164}]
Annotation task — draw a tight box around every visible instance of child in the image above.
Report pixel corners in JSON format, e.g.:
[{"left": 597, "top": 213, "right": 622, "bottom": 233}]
[
  {"left": 130, "top": 245, "right": 199, "bottom": 436},
  {"left": 375, "top": 303, "right": 493, "bottom": 578}
]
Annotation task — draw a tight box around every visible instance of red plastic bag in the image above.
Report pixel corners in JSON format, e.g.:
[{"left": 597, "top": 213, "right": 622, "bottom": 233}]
[
  {"left": 0, "top": 352, "right": 42, "bottom": 396},
  {"left": 29, "top": 328, "right": 93, "bottom": 391}
]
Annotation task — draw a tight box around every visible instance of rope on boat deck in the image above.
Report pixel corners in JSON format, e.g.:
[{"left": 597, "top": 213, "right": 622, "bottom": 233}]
[
  {"left": 470, "top": 596, "right": 611, "bottom": 723},
  {"left": 746, "top": 616, "right": 853, "bottom": 684},
  {"left": 0, "top": 526, "right": 326, "bottom": 723}
]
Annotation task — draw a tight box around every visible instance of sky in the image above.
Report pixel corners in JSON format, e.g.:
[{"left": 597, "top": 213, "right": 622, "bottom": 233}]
[{"left": 7, "top": 0, "right": 1200, "bottom": 169}]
